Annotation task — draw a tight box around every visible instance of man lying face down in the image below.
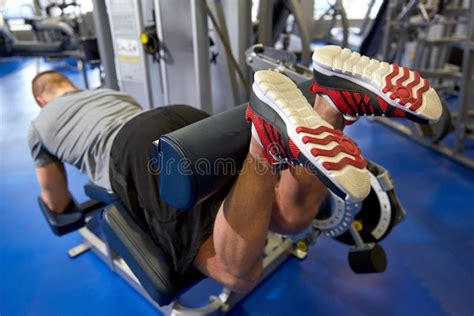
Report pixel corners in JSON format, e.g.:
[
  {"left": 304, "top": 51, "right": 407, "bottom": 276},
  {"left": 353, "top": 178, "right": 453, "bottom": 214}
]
[{"left": 29, "top": 48, "right": 441, "bottom": 293}]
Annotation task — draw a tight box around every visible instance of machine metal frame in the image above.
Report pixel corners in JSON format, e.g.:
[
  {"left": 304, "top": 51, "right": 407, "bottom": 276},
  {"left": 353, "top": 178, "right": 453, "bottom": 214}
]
[{"left": 70, "top": 213, "right": 379, "bottom": 314}]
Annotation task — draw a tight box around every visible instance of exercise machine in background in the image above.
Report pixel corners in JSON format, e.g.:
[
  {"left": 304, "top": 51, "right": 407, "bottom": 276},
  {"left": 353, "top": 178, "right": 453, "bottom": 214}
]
[
  {"left": 92, "top": 0, "right": 252, "bottom": 112},
  {"left": 0, "top": 0, "right": 100, "bottom": 88},
  {"left": 91, "top": 0, "right": 389, "bottom": 113},
  {"left": 257, "top": 0, "right": 390, "bottom": 66},
  {"left": 379, "top": 0, "right": 474, "bottom": 169}
]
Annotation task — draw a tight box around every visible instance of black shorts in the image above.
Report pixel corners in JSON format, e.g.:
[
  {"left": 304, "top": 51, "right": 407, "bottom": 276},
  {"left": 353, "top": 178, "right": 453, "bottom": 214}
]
[{"left": 109, "top": 105, "right": 225, "bottom": 275}]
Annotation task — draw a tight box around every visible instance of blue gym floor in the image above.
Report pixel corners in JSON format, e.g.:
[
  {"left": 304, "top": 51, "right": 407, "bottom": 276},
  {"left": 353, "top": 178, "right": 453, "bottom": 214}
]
[{"left": 1, "top": 57, "right": 473, "bottom": 316}]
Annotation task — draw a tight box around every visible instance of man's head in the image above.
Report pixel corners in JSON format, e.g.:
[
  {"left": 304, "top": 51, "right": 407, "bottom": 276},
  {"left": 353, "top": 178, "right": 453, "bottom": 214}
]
[{"left": 32, "top": 70, "right": 77, "bottom": 107}]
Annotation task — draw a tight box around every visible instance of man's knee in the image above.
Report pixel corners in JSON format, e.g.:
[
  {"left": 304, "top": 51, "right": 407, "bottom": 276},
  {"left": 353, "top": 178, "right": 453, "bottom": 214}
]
[
  {"left": 219, "top": 264, "right": 262, "bottom": 293},
  {"left": 193, "top": 239, "right": 263, "bottom": 293}
]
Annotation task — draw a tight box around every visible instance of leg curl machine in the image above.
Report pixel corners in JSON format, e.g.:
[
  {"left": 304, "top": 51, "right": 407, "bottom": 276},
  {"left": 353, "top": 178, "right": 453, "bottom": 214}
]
[{"left": 38, "top": 101, "right": 405, "bottom": 314}]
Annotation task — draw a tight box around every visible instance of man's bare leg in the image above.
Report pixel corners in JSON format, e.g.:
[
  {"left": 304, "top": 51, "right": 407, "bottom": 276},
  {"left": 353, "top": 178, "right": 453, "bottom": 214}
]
[
  {"left": 194, "top": 95, "right": 346, "bottom": 292},
  {"left": 270, "top": 94, "right": 345, "bottom": 234},
  {"left": 193, "top": 138, "right": 279, "bottom": 292}
]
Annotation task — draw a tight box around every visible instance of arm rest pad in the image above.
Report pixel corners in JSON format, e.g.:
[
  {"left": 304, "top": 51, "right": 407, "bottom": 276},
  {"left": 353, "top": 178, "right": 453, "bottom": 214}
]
[
  {"left": 38, "top": 197, "right": 85, "bottom": 236},
  {"left": 156, "top": 104, "right": 251, "bottom": 209},
  {"left": 101, "top": 202, "right": 204, "bottom": 306}
]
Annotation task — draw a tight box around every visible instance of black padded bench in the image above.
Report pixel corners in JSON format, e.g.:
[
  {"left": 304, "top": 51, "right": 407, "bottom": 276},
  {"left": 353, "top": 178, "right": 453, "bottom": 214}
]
[{"left": 100, "top": 104, "right": 250, "bottom": 306}]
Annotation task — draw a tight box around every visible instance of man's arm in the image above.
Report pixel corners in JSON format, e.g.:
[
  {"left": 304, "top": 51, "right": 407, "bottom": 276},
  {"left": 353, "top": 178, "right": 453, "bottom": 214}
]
[
  {"left": 28, "top": 125, "right": 71, "bottom": 212},
  {"left": 35, "top": 161, "right": 71, "bottom": 213}
]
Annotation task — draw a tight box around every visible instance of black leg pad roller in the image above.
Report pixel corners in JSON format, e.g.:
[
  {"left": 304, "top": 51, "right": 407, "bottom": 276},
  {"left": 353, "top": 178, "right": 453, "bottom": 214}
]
[{"left": 156, "top": 104, "right": 251, "bottom": 210}]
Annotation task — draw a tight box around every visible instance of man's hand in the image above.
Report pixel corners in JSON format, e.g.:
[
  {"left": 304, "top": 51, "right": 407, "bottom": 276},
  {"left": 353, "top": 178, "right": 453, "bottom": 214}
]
[{"left": 35, "top": 162, "right": 71, "bottom": 213}]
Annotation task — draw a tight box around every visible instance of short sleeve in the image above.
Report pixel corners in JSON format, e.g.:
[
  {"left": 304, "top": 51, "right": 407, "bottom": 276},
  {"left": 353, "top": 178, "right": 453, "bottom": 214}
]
[{"left": 27, "top": 125, "right": 59, "bottom": 167}]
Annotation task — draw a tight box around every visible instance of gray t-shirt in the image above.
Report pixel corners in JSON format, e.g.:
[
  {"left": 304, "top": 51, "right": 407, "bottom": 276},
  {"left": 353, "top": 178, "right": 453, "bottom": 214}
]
[{"left": 28, "top": 88, "right": 143, "bottom": 190}]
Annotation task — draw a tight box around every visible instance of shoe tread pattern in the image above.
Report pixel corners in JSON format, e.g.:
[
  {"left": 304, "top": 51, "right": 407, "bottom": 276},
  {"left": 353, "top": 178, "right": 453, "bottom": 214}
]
[
  {"left": 254, "top": 70, "right": 370, "bottom": 202},
  {"left": 313, "top": 45, "right": 442, "bottom": 122}
]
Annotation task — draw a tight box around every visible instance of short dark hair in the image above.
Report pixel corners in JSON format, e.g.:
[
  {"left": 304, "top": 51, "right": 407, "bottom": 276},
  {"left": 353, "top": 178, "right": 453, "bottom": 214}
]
[{"left": 31, "top": 70, "right": 74, "bottom": 99}]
